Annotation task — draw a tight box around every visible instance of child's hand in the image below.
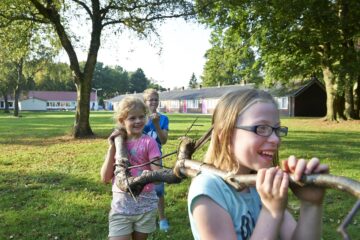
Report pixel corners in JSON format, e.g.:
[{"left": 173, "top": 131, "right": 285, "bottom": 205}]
[
  {"left": 256, "top": 167, "right": 289, "bottom": 217},
  {"left": 282, "top": 155, "right": 329, "bottom": 205},
  {"left": 149, "top": 113, "right": 160, "bottom": 125},
  {"left": 108, "top": 128, "right": 127, "bottom": 146}
]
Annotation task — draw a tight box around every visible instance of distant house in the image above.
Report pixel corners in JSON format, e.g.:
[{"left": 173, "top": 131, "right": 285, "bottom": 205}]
[
  {"left": 0, "top": 91, "right": 98, "bottom": 111},
  {"left": 105, "top": 79, "right": 327, "bottom": 117},
  {"left": 269, "top": 78, "right": 327, "bottom": 117},
  {"left": 105, "top": 84, "right": 253, "bottom": 114}
]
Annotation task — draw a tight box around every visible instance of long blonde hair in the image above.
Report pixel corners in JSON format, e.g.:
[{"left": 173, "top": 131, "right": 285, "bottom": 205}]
[
  {"left": 204, "top": 88, "right": 278, "bottom": 173},
  {"left": 113, "top": 96, "right": 148, "bottom": 127}
]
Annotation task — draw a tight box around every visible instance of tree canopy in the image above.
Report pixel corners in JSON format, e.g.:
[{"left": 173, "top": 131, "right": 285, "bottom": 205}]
[
  {"left": 196, "top": 0, "right": 360, "bottom": 120},
  {"left": 0, "top": 0, "right": 196, "bottom": 137}
]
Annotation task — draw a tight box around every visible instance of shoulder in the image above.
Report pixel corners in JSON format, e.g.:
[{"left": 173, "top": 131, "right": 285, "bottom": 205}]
[{"left": 188, "top": 173, "right": 231, "bottom": 208}]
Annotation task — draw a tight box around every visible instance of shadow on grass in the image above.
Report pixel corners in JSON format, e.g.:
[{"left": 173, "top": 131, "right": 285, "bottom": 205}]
[
  {"left": 282, "top": 130, "right": 360, "bottom": 161},
  {"left": 0, "top": 171, "right": 110, "bottom": 240}
]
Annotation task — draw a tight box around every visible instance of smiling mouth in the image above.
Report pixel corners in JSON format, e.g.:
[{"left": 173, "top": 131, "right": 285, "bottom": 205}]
[{"left": 259, "top": 151, "right": 275, "bottom": 161}]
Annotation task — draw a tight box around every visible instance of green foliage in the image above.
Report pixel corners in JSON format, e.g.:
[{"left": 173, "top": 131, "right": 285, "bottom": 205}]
[
  {"left": 92, "top": 63, "right": 129, "bottom": 98},
  {"left": 196, "top": 0, "right": 360, "bottom": 118},
  {"left": 129, "top": 68, "right": 150, "bottom": 93},
  {"left": 188, "top": 72, "right": 198, "bottom": 88},
  {"left": 0, "top": 112, "right": 359, "bottom": 239},
  {"left": 1, "top": 0, "right": 197, "bottom": 137}
]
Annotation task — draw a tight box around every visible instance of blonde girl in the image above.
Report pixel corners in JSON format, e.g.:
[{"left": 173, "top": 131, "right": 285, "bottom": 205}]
[
  {"left": 101, "top": 96, "right": 161, "bottom": 240},
  {"left": 143, "top": 88, "right": 170, "bottom": 232},
  {"left": 188, "top": 88, "right": 329, "bottom": 240}
]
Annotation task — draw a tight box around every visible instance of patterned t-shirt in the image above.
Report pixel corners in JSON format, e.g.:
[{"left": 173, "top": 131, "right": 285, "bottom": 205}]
[
  {"left": 111, "top": 134, "right": 161, "bottom": 215},
  {"left": 188, "top": 173, "right": 262, "bottom": 240}
]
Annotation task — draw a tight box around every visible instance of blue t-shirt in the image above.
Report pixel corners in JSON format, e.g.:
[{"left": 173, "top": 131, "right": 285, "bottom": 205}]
[
  {"left": 143, "top": 113, "right": 169, "bottom": 152},
  {"left": 188, "top": 173, "right": 262, "bottom": 240}
]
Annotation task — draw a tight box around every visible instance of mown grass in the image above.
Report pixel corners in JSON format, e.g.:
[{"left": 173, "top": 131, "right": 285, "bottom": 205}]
[{"left": 0, "top": 111, "right": 359, "bottom": 240}]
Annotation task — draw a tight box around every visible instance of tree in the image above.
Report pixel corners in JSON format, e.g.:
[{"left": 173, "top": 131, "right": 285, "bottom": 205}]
[
  {"left": 196, "top": 0, "right": 360, "bottom": 120},
  {"left": 92, "top": 62, "right": 129, "bottom": 98},
  {"left": 0, "top": 10, "right": 57, "bottom": 117},
  {"left": 129, "top": 68, "right": 149, "bottom": 93},
  {"left": 188, "top": 73, "right": 198, "bottom": 88},
  {"left": 0, "top": 0, "right": 196, "bottom": 137},
  {"left": 201, "top": 28, "right": 263, "bottom": 87},
  {"left": 0, "top": 62, "right": 17, "bottom": 113},
  {"left": 33, "top": 62, "right": 74, "bottom": 91}
]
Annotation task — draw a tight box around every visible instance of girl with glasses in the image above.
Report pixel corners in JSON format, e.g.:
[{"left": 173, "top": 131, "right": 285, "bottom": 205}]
[{"left": 188, "top": 88, "right": 329, "bottom": 240}]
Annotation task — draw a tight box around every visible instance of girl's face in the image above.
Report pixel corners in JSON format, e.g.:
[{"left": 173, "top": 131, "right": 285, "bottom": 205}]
[
  {"left": 232, "top": 102, "right": 280, "bottom": 174},
  {"left": 145, "top": 93, "right": 159, "bottom": 113},
  {"left": 121, "top": 107, "right": 146, "bottom": 139}
]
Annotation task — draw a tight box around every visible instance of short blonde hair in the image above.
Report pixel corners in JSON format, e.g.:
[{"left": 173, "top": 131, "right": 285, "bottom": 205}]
[
  {"left": 204, "top": 88, "right": 278, "bottom": 173},
  {"left": 113, "top": 96, "right": 148, "bottom": 127},
  {"left": 143, "top": 88, "right": 159, "bottom": 101}
]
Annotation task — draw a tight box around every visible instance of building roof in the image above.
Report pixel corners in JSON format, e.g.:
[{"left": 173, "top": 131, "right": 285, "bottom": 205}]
[
  {"left": 267, "top": 78, "right": 325, "bottom": 97},
  {"left": 106, "top": 84, "right": 254, "bottom": 102},
  {"left": 20, "top": 91, "right": 96, "bottom": 101}
]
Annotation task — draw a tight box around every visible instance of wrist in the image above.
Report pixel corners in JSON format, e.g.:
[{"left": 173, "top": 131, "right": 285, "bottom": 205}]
[
  {"left": 300, "top": 199, "right": 323, "bottom": 208},
  {"left": 262, "top": 206, "right": 285, "bottom": 219}
]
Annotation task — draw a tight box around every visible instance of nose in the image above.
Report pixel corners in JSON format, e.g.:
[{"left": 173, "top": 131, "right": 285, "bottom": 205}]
[
  {"left": 135, "top": 117, "right": 143, "bottom": 123},
  {"left": 267, "top": 130, "right": 280, "bottom": 144}
]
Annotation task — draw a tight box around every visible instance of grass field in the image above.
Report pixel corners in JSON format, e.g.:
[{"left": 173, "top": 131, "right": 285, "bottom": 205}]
[{"left": 0, "top": 111, "right": 359, "bottom": 240}]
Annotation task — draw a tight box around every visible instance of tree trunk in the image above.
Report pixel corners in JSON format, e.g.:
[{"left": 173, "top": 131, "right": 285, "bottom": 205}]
[
  {"left": 344, "top": 80, "right": 355, "bottom": 119},
  {"left": 355, "top": 75, "right": 360, "bottom": 119},
  {"left": 13, "top": 58, "right": 24, "bottom": 117},
  {"left": 3, "top": 93, "right": 10, "bottom": 113},
  {"left": 322, "top": 66, "right": 337, "bottom": 121},
  {"left": 73, "top": 79, "right": 93, "bottom": 138}
]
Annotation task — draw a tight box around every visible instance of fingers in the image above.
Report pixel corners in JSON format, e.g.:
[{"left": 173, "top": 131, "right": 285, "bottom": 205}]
[
  {"left": 108, "top": 129, "right": 124, "bottom": 145},
  {"left": 257, "top": 167, "right": 288, "bottom": 197},
  {"left": 282, "top": 156, "right": 329, "bottom": 181}
]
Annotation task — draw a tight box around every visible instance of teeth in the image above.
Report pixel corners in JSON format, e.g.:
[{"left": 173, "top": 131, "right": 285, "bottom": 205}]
[{"left": 261, "top": 151, "right": 274, "bottom": 156}]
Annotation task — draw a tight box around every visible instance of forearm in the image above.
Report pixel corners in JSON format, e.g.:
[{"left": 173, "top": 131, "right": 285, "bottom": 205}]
[
  {"left": 100, "top": 145, "right": 115, "bottom": 183},
  {"left": 250, "top": 208, "right": 284, "bottom": 240},
  {"left": 291, "top": 201, "right": 323, "bottom": 240},
  {"left": 153, "top": 123, "right": 168, "bottom": 144}
]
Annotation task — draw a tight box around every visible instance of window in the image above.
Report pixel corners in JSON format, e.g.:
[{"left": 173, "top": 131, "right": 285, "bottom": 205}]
[
  {"left": 186, "top": 99, "right": 199, "bottom": 109},
  {"left": 206, "top": 99, "right": 218, "bottom": 109},
  {"left": 170, "top": 100, "right": 179, "bottom": 108},
  {"left": 276, "top": 97, "right": 288, "bottom": 110}
]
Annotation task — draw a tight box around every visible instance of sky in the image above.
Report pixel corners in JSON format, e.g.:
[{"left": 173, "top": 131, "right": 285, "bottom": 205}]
[{"left": 58, "top": 19, "right": 212, "bottom": 90}]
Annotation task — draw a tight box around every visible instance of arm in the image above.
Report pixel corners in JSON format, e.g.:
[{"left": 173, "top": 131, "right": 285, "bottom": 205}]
[
  {"left": 150, "top": 113, "right": 168, "bottom": 145},
  {"left": 282, "top": 156, "right": 328, "bottom": 240},
  {"left": 251, "top": 168, "right": 289, "bottom": 240},
  {"left": 192, "top": 196, "right": 237, "bottom": 240},
  {"left": 100, "top": 145, "right": 115, "bottom": 183}
]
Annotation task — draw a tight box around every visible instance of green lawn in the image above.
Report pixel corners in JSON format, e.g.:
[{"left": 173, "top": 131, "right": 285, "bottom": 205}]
[{"left": 0, "top": 111, "right": 359, "bottom": 240}]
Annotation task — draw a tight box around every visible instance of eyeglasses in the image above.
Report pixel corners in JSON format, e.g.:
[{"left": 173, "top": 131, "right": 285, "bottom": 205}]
[
  {"left": 235, "top": 125, "right": 288, "bottom": 137},
  {"left": 146, "top": 98, "right": 159, "bottom": 102}
]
